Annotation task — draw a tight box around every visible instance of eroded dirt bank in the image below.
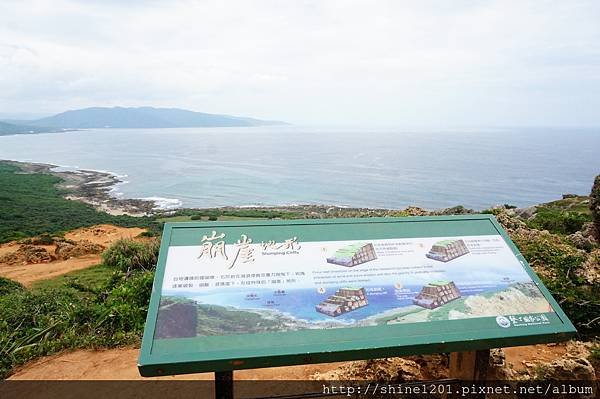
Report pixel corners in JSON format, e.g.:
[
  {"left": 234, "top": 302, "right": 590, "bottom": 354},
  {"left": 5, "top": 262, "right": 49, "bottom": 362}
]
[{"left": 0, "top": 224, "right": 146, "bottom": 285}]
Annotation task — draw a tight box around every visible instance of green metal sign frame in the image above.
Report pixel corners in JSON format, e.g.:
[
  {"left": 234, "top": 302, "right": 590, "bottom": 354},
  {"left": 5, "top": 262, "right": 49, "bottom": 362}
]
[{"left": 138, "top": 215, "right": 576, "bottom": 377}]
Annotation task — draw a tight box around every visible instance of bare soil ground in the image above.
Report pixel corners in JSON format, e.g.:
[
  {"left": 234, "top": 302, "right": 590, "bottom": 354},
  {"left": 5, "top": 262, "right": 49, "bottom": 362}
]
[
  {"left": 0, "top": 225, "right": 146, "bottom": 286},
  {"left": 8, "top": 343, "right": 569, "bottom": 381},
  {"left": 504, "top": 343, "right": 567, "bottom": 372},
  {"left": 0, "top": 256, "right": 101, "bottom": 286},
  {"left": 8, "top": 348, "right": 350, "bottom": 380},
  {"left": 63, "top": 224, "right": 147, "bottom": 247}
]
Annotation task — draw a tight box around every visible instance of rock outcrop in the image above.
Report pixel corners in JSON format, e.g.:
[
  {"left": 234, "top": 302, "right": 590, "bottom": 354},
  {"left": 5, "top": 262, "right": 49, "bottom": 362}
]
[
  {"left": 591, "top": 174, "right": 600, "bottom": 242},
  {"left": 54, "top": 239, "right": 103, "bottom": 259},
  {"left": 577, "top": 248, "right": 600, "bottom": 285},
  {"left": 0, "top": 245, "right": 54, "bottom": 265},
  {"left": 537, "top": 358, "right": 596, "bottom": 381}
]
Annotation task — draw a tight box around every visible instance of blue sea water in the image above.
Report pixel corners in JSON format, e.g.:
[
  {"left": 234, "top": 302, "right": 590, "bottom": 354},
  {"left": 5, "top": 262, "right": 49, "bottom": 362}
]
[
  {"left": 166, "top": 282, "right": 511, "bottom": 323},
  {"left": 0, "top": 126, "right": 598, "bottom": 209}
]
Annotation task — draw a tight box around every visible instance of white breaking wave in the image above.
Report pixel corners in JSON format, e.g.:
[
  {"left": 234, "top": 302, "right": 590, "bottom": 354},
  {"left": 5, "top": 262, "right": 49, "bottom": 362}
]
[{"left": 141, "top": 197, "right": 183, "bottom": 210}]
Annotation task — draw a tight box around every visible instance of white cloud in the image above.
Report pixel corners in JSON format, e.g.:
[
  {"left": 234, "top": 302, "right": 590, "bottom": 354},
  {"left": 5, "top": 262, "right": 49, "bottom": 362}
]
[{"left": 1, "top": 0, "right": 599, "bottom": 126}]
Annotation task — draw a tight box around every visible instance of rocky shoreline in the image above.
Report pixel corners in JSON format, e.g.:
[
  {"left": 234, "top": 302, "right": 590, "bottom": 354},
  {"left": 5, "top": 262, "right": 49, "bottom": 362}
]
[
  {"left": 2, "top": 160, "right": 595, "bottom": 227},
  {"left": 1, "top": 160, "right": 480, "bottom": 218}
]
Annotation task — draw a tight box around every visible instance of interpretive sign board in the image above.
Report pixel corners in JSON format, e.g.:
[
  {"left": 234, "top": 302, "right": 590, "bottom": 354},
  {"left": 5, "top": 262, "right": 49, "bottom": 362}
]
[{"left": 138, "top": 215, "right": 576, "bottom": 377}]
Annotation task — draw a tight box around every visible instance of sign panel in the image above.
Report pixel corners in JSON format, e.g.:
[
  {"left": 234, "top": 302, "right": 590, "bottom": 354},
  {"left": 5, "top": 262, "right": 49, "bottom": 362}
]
[{"left": 139, "top": 216, "right": 576, "bottom": 377}]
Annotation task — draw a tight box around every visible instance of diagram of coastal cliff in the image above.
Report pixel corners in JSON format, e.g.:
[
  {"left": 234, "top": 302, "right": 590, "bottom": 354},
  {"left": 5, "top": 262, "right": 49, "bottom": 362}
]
[
  {"left": 413, "top": 280, "right": 462, "bottom": 309},
  {"left": 326, "top": 243, "right": 377, "bottom": 267},
  {"left": 315, "top": 287, "right": 369, "bottom": 317},
  {"left": 425, "top": 239, "right": 469, "bottom": 262}
]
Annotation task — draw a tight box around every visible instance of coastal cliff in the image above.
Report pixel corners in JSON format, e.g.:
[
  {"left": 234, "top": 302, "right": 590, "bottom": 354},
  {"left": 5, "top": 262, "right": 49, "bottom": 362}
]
[{"left": 0, "top": 160, "right": 598, "bottom": 383}]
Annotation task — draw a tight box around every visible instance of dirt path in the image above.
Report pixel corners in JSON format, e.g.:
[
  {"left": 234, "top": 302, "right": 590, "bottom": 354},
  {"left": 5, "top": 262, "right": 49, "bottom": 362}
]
[
  {"left": 8, "top": 348, "right": 349, "bottom": 380},
  {"left": 0, "top": 255, "right": 100, "bottom": 286},
  {"left": 0, "top": 225, "right": 147, "bottom": 286},
  {"left": 8, "top": 343, "right": 569, "bottom": 381}
]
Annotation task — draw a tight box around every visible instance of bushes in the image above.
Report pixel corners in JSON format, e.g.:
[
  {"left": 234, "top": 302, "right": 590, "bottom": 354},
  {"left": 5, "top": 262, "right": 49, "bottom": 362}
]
[
  {"left": 527, "top": 208, "right": 590, "bottom": 235},
  {"left": 0, "top": 277, "right": 24, "bottom": 296},
  {"left": 102, "top": 238, "right": 160, "bottom": 272},
  {"left": 512, "top": 231, "right": 599, "bottom": 334},
  {"left": 0, "top": 269, "right": 155, "bottom": 379},
  {"left": 175, "top": 208, "right": 303, "bottom": 221},
  {"left": 91, "top": 271, "right": 155, "bottom": 343},
  {"left": 19, "top": 233, "right": 55, "bottom": 245}
]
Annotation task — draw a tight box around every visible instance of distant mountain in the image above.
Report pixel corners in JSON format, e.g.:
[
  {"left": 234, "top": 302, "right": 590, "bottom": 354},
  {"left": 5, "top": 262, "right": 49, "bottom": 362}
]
[
  {"left": 0, "top": 121, "right": 59, "bottom": 136},
  {"left": 21, "top": 107, "right": 287, "bottom": 129}
]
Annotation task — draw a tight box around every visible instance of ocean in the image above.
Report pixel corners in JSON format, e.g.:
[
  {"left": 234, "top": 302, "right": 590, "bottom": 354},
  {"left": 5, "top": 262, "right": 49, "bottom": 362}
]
[{"left": 0, "top": 126, "right": 598, "bottom": 210}]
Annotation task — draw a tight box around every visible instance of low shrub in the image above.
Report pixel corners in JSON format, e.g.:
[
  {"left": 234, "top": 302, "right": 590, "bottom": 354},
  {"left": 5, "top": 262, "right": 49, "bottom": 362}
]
[
  {"left": 19, "top": 233, "right": 55, "bottom": 246},
  {"left": 137, "top": 230, "right": 157, "bottom": 238},
  {"left": 102, "top": 239, "right": 160, "bottom": 272},
  {"left": 89, "top": 271, "right": 155, "bottom": 344},
  {"left": 528, "top": 208, "right": 590, "bottom": 235},
  {"left": 0, "top": 277, "right": 25, "bottom": 296},
  {"left": 512, "top": 232, "right": 599, "bottom": 334},
  {"left": 171, "top": 208, "right": 303, "bottom": 220}
]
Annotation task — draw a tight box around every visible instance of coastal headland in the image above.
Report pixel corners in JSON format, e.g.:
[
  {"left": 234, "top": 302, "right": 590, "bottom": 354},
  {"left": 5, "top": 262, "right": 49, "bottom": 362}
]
[{"left": 3, "top": 160, "right": 156, "bottom": 216}]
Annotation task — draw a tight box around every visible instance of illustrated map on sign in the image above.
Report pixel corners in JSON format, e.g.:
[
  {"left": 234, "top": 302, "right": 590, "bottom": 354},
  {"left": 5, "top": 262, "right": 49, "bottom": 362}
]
[{"left": 154, "top": 231, "right": 554, "bottom": 339}]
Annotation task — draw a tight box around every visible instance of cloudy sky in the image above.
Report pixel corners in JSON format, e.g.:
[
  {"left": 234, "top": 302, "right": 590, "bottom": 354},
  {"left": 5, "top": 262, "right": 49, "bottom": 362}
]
[{"left": 1, "top": 0, "right": 599, "bottom": 126}]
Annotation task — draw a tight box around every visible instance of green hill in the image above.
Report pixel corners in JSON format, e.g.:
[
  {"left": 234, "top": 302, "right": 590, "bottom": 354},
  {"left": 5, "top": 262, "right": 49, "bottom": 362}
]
[
  {"left": 0, "top": 121, "right": 58, "bottom": 136},
  {"left": 21, "top": 106, "right": 287, "bottom": 129}
]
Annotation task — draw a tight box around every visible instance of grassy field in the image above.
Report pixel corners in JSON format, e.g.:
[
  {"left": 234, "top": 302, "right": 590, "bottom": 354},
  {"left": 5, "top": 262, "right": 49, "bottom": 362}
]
[
  {"left": 30, "top": 264, "right": 115, "bottom": 292},
  {"left": 159, "top": 208, "right": 304, "bottom": 223}
]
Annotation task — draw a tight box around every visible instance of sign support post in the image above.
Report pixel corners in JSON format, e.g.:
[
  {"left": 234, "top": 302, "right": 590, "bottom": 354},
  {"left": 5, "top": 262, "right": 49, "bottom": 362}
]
[
  {"left": 215, "top": 370, "right": 234, "bottom": 399},
  {"left": 449, "top": 349, "right": 490, "bottom": 398}
]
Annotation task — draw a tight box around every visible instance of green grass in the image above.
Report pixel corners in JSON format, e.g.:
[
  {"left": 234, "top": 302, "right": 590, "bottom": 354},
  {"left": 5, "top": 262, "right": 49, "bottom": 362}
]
[
  {"left": 157, "top": 215, "right": 194, "bottom": 222},
  {"left": 30, "top": 264, "right": 114, "bottom": 292},
  {"left": 163, "top": 208, "right": 304, "bottom": 223},
  {"left": 0, "top": 161, "right": 154, "bottom": 243},
  {"left": 0, "top": 277, "right": 25, "bottom": 296},
  {"left": 539, "top": 196, "right": 591, "bottom": 215},
  {"left": 0, "top": 269, "right": 154, "bottom": 379}
]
